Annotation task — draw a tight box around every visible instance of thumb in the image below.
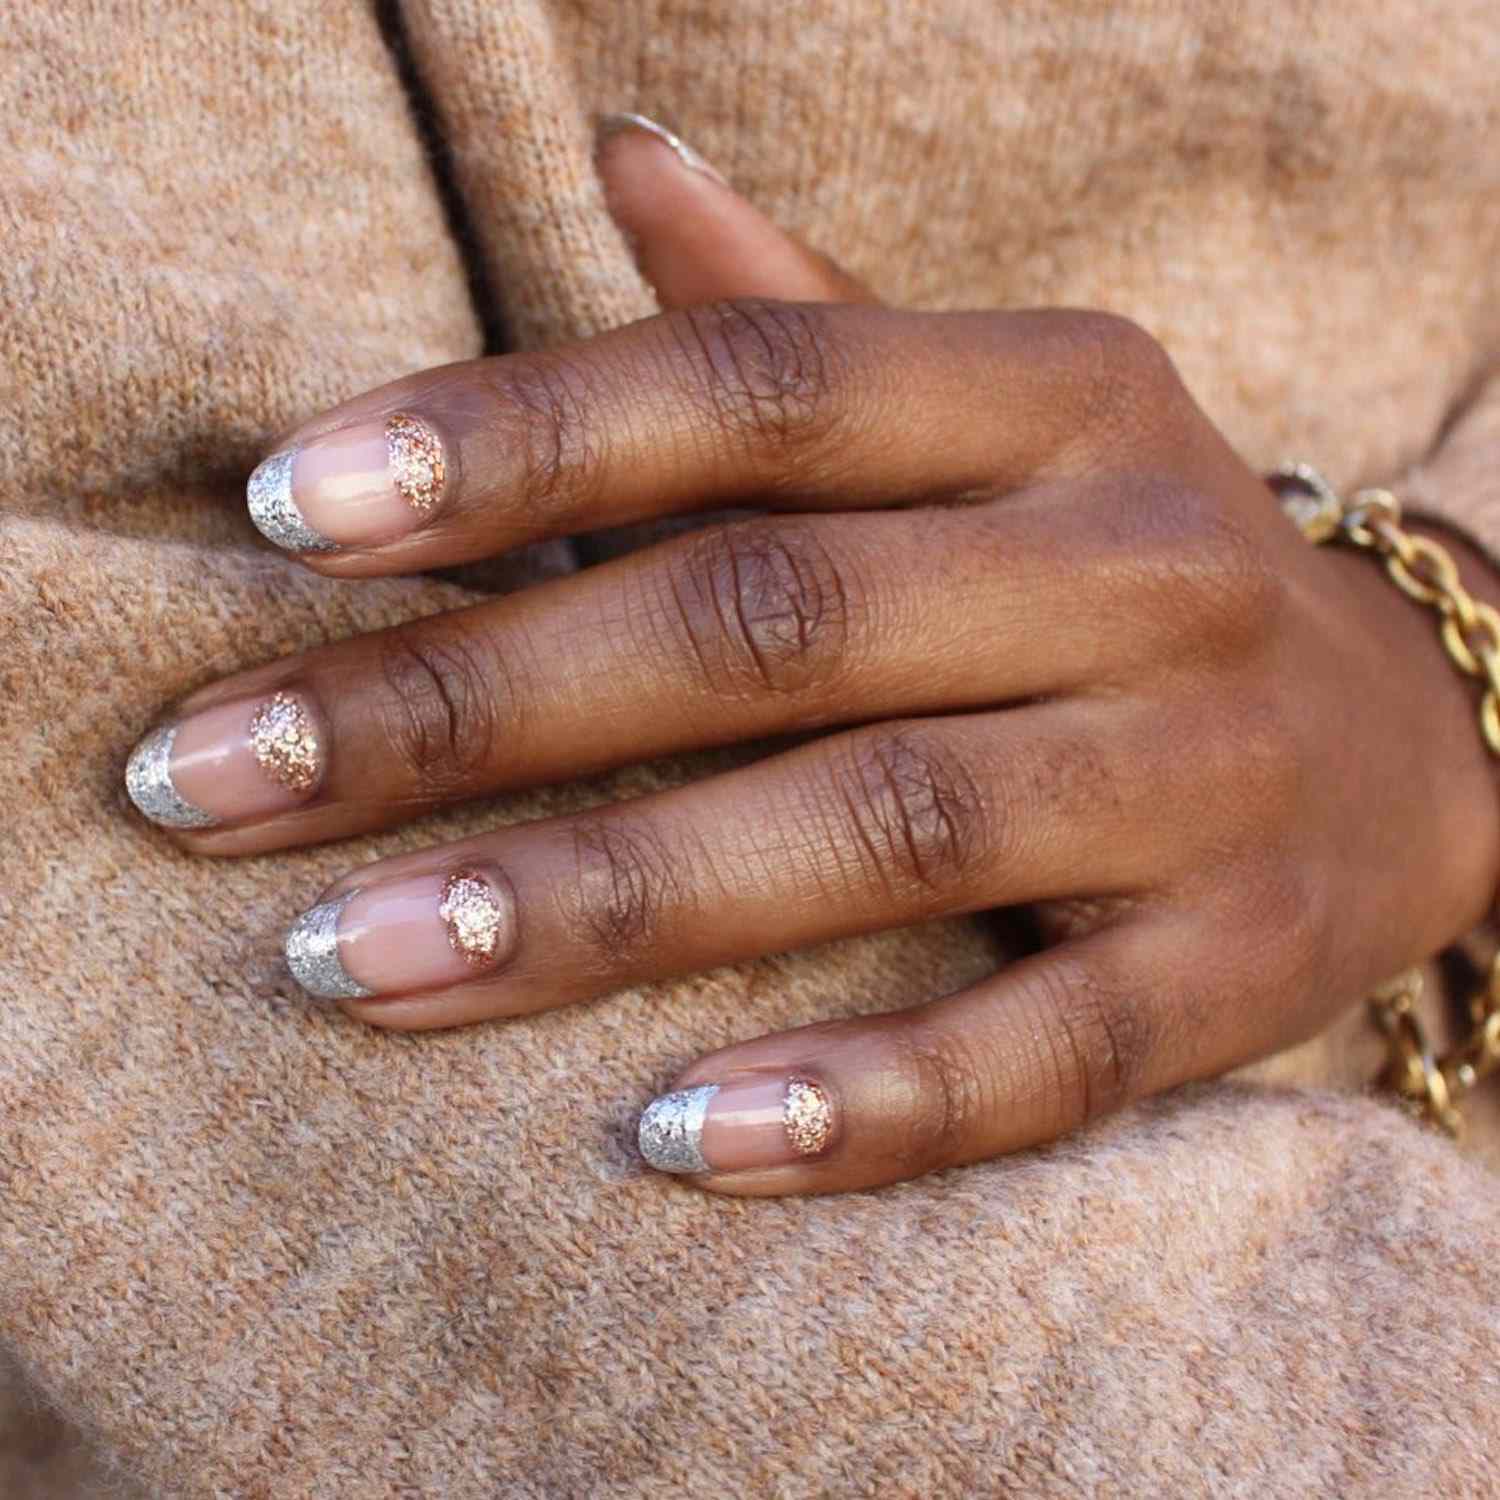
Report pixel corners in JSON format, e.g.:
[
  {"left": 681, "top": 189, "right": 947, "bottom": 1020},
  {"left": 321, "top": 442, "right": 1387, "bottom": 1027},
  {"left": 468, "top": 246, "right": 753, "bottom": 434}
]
[{"left": 595, "top": 113, "right": 879, "bottom": 307}]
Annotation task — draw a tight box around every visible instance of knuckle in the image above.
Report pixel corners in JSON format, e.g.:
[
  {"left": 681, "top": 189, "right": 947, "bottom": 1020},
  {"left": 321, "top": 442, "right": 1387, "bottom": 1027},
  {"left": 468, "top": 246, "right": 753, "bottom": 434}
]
[
  {"left": 566, "top": 818, "right": 686, "bottom": 971},
  {"left": 1226, "top": 692, "right": 1302, "bottom": 825},
  {"left": 1197, "top": 702, "right": 1323, "bottom": 949},
  {"left": 1238, "top": 861, "right": 1325, "bottom": 991},
  {"left": 1147, "top": 691, "right": 1300, "bottom": 874},
  {"left": 673, "top": 298, "right": 847, "bottom": 466},
  {"left": 375, "top": 626, "right": 508, "bottom": 795},
  {"left": 831, "top": 727, "right": 989, "bottom": 896},
  {"left": 890, "top": 1022, "right": 991, "bottom": 1173},
  {"left": 1059, "top": 310, "right": 1189, "bottom": 453},
  {"left": 1176, "top": 865, "right": 1327, "bottom": 1067},
  {"left": 664, "top": 521, "right": 855, "bottom": 700},
  {"left": 1076, "top": 310, "right": 1182, "bottom": 397},
  {"left": 485, "top": 352, "right": 606, "bottom": 524},
  {"left": 1121, "top": 481, "right": 1287, "bottom": 658},
  {"left": 1029, "top": 954, "right": 1153, "bottom": 1126},
  {"left": 1269, "top": 865, "right": 1330, "bottom": 995}
]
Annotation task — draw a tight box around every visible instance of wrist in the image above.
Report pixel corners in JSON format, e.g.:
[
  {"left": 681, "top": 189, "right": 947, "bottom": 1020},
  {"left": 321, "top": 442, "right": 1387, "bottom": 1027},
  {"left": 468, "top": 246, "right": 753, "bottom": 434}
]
[
  {"left": 1310, "top": 503, "right": 1500, "bottom": 965},
  {"left": 1405, "top": 516, "right": 1500, "bottom": 611}
]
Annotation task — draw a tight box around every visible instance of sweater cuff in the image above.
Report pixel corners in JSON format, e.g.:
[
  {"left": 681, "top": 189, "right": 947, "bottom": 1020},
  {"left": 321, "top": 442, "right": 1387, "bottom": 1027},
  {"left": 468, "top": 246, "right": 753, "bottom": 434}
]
[{"left": 1397, "top": 369, "right": 1500, "bottom": 570}]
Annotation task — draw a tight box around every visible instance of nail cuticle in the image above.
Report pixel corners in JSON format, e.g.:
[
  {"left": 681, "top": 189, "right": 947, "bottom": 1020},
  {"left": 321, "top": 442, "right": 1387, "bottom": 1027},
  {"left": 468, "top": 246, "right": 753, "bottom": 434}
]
[
  {"left": 438, "top": 867, "right": 510, "bottom": 967},
  {"left": 248, "top": 690, "right": 325, "bottom": 795},
  {"left": 783, "top": 1075, "right": 835, "bottom": 1159},
  {"left": 384, "top": 411, "right": 447, "bottom": 517}
]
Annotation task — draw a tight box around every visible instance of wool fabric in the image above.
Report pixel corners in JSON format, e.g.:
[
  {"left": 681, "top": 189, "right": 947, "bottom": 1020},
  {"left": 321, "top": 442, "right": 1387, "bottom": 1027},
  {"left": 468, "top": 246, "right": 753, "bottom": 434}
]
[{"left": 3, "top": 2, "right": 1500, "bottom": 1495}]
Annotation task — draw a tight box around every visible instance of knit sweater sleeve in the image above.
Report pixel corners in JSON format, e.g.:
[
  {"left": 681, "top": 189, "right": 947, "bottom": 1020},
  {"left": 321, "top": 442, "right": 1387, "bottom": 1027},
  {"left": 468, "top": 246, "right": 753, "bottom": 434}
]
[{"left": 1403, "top": 369, "right": 1500, "bottom": 564}]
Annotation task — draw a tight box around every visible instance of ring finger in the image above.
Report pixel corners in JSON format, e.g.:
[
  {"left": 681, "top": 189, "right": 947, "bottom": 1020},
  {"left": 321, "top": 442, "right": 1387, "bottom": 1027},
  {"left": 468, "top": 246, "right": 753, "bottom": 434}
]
[{"left": 277, "top": 694, "right": 1166, "bottom": 1028}]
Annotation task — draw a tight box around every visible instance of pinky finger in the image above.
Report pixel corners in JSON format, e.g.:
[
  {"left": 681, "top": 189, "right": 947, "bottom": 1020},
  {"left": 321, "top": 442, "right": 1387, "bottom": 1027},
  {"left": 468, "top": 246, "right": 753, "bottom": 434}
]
[{"left": 637, "top": 915, "right": 1210, "bottom": 1195}]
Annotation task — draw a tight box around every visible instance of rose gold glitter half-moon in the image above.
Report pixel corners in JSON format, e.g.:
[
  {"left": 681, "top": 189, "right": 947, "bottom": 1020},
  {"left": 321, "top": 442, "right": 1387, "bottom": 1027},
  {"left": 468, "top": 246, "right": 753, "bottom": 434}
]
[
  {"left": 783, "top": 1077, "right": 833, "bottom": 1157},
  {"left": 385, "top": 412, "right": 446, "bottom": 516},
  {"left": 438, "top": 870, "right": 505, "bottom": 966},
  {"left": 248, "top": 692, "right": 322, "bottom": 793}
]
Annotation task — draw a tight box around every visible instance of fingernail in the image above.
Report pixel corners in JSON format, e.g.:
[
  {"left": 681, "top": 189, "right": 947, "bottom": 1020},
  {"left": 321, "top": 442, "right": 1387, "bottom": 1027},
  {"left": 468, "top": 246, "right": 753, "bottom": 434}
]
[
  {"left": 125, "top": 691, "right": 325, "bottom": 830},
  {"left": 596, "top": 112, "right": 729, "bottom": 187},
  {"left": 285, "top": 866, "right": 516, "bottom": 1001},
  {"left": 637, "top": 1075, "right": 834, "bottom": 1175},
  {"left": 247, "top": 411, "right": 449, "bottom": 553}
]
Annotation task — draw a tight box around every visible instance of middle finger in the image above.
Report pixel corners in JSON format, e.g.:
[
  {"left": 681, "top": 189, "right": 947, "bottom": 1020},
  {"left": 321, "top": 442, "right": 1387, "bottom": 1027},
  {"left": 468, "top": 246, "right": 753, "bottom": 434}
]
[{"left": 126, "top": 489, "right": 1146, "bottom": 853}]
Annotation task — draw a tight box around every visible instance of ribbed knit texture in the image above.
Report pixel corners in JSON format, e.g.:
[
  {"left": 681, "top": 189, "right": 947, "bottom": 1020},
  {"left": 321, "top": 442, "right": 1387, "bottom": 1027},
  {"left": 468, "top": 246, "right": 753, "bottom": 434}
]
[{"left": 3, "top": 2, "right": 1499, "bottom": 1495}]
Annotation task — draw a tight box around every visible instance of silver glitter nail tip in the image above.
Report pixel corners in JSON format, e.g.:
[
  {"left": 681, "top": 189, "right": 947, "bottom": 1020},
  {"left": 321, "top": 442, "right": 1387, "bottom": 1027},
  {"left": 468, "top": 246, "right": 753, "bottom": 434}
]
[
  {"left": 638, "top": 1084, "right": 720, "bottom": 1174},
  {"left": 246, "top": 449, "right": 337, "bottom": 554},
  {"left": 284, "top": 893, "right": 373, "bottom": 1001},
  {"left": 124, "top": 724, "right": 219, "bottom": 829}
]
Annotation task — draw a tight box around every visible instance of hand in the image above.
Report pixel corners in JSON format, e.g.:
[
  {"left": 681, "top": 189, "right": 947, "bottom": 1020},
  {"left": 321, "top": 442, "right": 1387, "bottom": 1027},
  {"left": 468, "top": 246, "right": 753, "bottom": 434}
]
[{"left": 124, "top": 117, "right": 1500, "bottom": 1194}]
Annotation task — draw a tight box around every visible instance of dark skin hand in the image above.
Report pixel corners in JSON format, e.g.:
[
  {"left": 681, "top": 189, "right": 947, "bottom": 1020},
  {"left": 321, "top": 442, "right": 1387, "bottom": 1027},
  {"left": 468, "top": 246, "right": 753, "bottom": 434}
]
[{"left": 125, "top": 119, "right": 1500, "bottom": 1194}]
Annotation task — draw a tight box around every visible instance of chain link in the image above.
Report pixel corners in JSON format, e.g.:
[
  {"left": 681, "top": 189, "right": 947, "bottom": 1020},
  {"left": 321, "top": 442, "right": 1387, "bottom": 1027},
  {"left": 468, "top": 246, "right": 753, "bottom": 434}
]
[{"left": 1270, "top": 463, "right": 1500, "bottom": 1137}]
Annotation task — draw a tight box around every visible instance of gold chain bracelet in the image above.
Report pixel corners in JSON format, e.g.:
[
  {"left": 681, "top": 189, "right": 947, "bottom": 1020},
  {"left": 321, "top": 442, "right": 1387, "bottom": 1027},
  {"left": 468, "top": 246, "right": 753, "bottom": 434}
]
[{"left": 1270, "top": 462, "right": 1500, "bottom": 1136}]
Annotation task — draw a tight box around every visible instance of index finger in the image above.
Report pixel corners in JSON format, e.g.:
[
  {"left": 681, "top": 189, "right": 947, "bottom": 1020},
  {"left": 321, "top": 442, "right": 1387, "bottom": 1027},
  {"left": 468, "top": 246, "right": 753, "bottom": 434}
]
[{"left": 245, "top": 303, "right": 1179, "bottom": 575}]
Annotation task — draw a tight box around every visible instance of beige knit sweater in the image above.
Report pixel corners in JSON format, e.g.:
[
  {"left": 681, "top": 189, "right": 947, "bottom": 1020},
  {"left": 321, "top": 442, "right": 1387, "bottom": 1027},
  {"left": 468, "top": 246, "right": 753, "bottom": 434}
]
[{"left": 4, "top": 2, "right": 1500, "bottom": 1496}]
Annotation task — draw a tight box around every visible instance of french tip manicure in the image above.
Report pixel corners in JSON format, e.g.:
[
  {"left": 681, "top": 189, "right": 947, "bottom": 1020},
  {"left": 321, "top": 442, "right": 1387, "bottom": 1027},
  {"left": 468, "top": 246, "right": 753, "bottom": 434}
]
[
  {"left": 247, "top": 449, "right": 337, "bottom": 555},
  {"left": 638, "top": 1075, "right": 835, "bottom": 1177},
  {"left": 124, "top": 724, "right": 220, "bottom": 830},
  {"left": 638, "top": 1084, "right": 720, "bottom": 1174},
  {"left": 285, "top": 893, "right": 374, "bottom": 1001},
  {"left": 596, "top": 112, "right": 729, "bottom": 187},
  {"left": 126, "top": 692, "right": 325, "bottom": 834}
]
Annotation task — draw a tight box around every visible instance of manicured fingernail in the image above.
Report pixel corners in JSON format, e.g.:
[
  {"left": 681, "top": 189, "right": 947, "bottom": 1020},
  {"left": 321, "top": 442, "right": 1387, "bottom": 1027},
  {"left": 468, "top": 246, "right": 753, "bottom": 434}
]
[
  {"left": 125, "top": 691, "right": 325, "bottom": 830},
  {"left": 285, "top": 866, "right": 515, "bottom": 1001},
  {"left": 596, "top": 112, "right": 728, "bottom": 187},
  {"left": 638, "top": 1075, "right": 834, "bottom": 1175},
  {"left": 247, "top": 411, "right": 449, "bottom": 553}
]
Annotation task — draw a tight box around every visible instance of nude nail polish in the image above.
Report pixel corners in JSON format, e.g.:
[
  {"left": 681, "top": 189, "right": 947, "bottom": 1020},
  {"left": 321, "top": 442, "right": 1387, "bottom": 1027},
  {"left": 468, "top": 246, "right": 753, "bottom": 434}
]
[
  {"left": 285, "top": 866, "right": 515, "bottom": 1001},
  {"left": 638, "top": 1075, "right": 834, "bottom": 1175},
  {"left": 125, "top": 691, "right": 325, "bottom": 829},
  {"left": 596, "top": 112, "right": 728, "bottom": 186},
  {"left": 247, "top": 411, "right": 448, "bottom": 552}
]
